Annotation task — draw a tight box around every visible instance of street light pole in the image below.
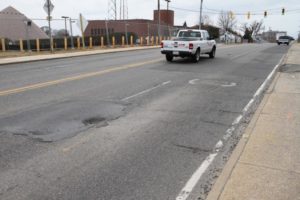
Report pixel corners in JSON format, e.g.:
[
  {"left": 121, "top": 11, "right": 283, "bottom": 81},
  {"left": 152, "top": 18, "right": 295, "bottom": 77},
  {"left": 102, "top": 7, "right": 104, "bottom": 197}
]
[
  {"left": 24, "top": 19, "right": 32, "bottom": 52},
  {"left": 125, "top": 22, "right": 129, "bottom": 46},
  {"left": 46, "top": 0, "right": 53, "bottom": 52},
  {"left": 69, "top": 18, "right": 75, "bottom": 49},
  {"left": 199, "top": 0, "right": 203, "bottom": 29},
  {"left": 158, "top": 0, "right": 161, "bottom": 38},
  {"left": 61, "top": 16, "right": 69, "bottom": 37},
  {"left": 165, "top": 0, "right": 171, "bottom": 37}
]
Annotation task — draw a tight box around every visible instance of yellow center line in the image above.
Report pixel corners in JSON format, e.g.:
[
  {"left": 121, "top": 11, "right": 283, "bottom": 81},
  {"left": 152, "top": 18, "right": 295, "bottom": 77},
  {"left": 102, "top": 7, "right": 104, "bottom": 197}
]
[{"left": 0, "top": 59, "right": 162, "bottom": 97}]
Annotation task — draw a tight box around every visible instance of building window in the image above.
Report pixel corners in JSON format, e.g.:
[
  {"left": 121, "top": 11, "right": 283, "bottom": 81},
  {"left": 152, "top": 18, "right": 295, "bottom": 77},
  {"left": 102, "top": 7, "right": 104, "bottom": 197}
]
[{"left": 91, "top": 28, "right": 94, "bottom": 36}]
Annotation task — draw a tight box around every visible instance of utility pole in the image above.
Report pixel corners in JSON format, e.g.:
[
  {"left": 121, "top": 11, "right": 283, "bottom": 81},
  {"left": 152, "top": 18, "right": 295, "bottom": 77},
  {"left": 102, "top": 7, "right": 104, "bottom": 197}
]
[
  {"left": 165, "top": 0, "right": 171, "bottom": 37},
  {"left": 158, "top": 0, "right": 161, "bottom": 38},
  {"left": 24, "top": 19, "right": 32, "bottom": 52},
  {"left": 69, "top": 18, "right": 75, "bottom": 49},
  {"left": 45, "top": 0, "right": 54, "bottom": 52},
  {"left": 199, "top": 0, "right": 203, "bottom": 29},
  {"left": 125, "top": 22, "right": 129, "bottom": 46},
  {"left": 61, "top": 16, "right": 69, "bottom": 37},
  {"left": 105, "top": 20, "right": 111, "bottom": 46}
]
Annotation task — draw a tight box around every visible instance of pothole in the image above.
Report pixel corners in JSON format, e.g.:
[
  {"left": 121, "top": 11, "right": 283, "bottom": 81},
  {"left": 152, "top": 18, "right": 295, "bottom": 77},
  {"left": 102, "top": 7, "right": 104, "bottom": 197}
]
[{"left": 82, "top": 117, "right": 106, "bottom": 126}]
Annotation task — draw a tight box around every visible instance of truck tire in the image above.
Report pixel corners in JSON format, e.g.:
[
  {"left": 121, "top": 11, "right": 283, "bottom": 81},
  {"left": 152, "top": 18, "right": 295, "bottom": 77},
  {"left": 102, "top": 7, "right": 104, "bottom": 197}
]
[
  {"left": 192, "top": 49, "right": 200, "bottom": 63},
  {"left": 166, "top": 54, "right": 173, "bottom": 62},
  {"left": 209, "top": 47, "right": 216, "bottom": 58}
]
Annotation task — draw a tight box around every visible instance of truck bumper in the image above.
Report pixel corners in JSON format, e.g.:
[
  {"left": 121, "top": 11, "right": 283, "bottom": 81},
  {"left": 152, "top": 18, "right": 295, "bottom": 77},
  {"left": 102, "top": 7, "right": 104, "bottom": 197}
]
[{"left": 161, "top": 50, "right": 193, "bottom": 57}]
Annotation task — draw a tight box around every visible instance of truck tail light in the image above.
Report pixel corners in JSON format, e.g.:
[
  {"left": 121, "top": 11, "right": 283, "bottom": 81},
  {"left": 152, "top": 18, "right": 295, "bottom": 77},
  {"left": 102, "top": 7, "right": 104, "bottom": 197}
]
[
  {"left": 160, "top": 42, "right": 164, "bottom": 48},
  {"left": 189, "top": 43, "right": 193, "bottom": 49}
]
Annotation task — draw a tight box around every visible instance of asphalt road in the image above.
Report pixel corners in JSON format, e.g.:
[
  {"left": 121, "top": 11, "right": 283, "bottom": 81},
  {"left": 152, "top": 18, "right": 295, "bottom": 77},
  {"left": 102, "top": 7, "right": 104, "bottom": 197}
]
[{"left": 0, "top": 43, "right": 289, "bottom": 200}]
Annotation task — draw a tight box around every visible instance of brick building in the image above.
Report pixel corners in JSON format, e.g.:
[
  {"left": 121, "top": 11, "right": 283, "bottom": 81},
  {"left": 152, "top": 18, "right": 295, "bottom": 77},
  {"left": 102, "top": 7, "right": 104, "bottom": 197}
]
[{"left": 84, "top": 10, "right": 174, "bottom": 38}]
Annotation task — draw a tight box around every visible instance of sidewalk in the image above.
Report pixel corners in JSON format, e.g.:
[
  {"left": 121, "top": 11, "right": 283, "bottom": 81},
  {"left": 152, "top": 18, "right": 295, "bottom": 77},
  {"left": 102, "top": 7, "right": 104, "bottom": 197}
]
[
  {"left": 0, "top": 46, "right": 159, "bottom": 65},
  {"left": 207, "top": 43, "right": 300, "bottom": 200}
]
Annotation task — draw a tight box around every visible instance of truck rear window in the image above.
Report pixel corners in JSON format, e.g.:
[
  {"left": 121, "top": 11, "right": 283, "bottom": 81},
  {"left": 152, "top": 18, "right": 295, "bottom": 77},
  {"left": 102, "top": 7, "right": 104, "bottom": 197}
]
[{"left": 178, "top": 31, "right": 201, "bottom": 38}]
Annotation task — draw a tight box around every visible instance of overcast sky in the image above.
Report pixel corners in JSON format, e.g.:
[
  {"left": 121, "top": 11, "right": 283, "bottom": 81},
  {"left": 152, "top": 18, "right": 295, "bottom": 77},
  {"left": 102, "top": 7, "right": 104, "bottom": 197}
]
[{"left": 1, "top": 0, "right": 299, "bottom": 37}]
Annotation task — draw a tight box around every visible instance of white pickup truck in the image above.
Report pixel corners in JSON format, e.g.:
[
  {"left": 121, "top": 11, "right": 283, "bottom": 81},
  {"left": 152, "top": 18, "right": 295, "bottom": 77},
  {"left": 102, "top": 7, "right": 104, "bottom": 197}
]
[{"left": 161, "top": 29, "right": 216, "bottom": 62}]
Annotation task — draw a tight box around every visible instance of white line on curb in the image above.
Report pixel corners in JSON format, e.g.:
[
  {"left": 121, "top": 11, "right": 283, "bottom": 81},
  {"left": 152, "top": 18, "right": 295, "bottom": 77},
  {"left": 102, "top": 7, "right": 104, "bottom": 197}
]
[
  {"left": 232, "top": 115, "right": 243, "bottom": 126},
  {"left": 243, "top": 98, "right": 255, "bottom": 113},
  {"left": 121, "top": 81, "right": 171, "bottom": 101},
  {"left": 176, "top": 153, "right": 218, "bottom": 200},
  {"left": 175, "top": 54, "right": 286, "bottom": 200}
]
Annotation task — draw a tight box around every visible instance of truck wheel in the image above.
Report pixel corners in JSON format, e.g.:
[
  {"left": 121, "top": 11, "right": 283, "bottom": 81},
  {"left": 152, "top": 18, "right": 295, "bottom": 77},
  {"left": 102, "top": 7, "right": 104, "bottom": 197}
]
[
  {"left": 192, "top": 49, "right": 200, "bottom": 63},
  {"left": 166, "top": 54, "right": 173, "bottom": 62},
  {"left": 209, "top": 47, "right": 216, "bottom": 58}
]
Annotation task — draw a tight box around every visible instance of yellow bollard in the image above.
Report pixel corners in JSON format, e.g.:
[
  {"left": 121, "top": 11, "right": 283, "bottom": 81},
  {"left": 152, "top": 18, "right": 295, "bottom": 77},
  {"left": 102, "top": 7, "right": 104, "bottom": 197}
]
[
  {"left": 140, "top": 37, "right": 143, "bottom": 46},
  {"left": 159, "top": 36, "right": 162, "bottom": 43},
  {"left": 89, "top": 37, "right": 93, "bottom": 49},
  {"left": 64, "top": 37, "right": 67, "bottom": 50},
  {"left": 1, "top": 38, "right": 5, "bottom": 52},
  {"left": 122, "top": 36, "right": 125, "bottom": 47},
  {"left": 147, "top": 36, "right": 150, "bottom": 46},
  {"left": 36, "top": 38, "right": 40, "bottom": 52},
  {"left": 151, "top": 36, "right": 154, "bottom": 46},
  {"left": 19, "top": 39, "right": 24, "bottom": 52},
  {"left": 112, "top": 36, "right": 115, "bottom": 47},
  {"left": 130, "top": 36, "right": 133, "bottom": 47},
  {"left": 77, "top": 37, "right": 81, "bottom": 49},
  {"left": 101, "top": 36, "right": 104, "bottom": 48},
  {"left": 156, "top": 36, "right": 159, "bottom": 45}
]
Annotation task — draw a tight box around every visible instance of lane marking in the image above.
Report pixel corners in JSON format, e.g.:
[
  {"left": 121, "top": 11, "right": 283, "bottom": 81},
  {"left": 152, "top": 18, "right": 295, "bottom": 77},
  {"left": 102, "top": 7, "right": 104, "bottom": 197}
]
[
  {"left": 0, "top": 59, "right": 162, "bottom": 97},
  {"left": 243, "top": 99, "right": 255, "bottom": 113},
  {"left": 221, "top": 82, "right": 237, "bottom": 87},
  {"left": 122, "top": 81, "right": 171, "bottom": 101},
  {"left": 188, "top": 79, "right": 199, "bottom": 85},
  {"left": 232, "top": 115, "right": 243, "bottom": 126},
  {"left": 176, "top": 153, "right": 218, "bottom": 200},
  {"left": 176, "top": 54, "right": 286, "bottom": 200}
]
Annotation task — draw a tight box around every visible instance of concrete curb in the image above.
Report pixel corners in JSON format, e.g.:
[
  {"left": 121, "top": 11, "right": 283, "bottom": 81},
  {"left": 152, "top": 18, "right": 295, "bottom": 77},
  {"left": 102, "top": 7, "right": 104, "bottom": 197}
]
[
  {"left": 0, "top": 46, "right": 159, "bottom": 66},
  {"left": 206, "top": 47, "right": 289, "bottom": 200}
]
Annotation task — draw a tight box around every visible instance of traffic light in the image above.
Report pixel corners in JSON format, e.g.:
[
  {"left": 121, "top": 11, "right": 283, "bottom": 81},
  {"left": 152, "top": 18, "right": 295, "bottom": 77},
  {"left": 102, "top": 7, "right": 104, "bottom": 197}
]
[
  {"left": 247, "top": 12, "right": 250, "bottom": 19},
  {"left": 282, "top": 8, "right": 285, "bottom": 15},
  {"left": 264, "top": 11, "right": 267, "bottom": 18}
]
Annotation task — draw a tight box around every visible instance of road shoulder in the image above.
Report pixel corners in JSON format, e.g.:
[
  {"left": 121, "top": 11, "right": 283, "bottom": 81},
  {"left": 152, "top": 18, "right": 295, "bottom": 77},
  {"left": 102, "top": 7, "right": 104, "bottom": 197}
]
[{"left": 206, "top": 43, "right": 300, "bottom": 200}]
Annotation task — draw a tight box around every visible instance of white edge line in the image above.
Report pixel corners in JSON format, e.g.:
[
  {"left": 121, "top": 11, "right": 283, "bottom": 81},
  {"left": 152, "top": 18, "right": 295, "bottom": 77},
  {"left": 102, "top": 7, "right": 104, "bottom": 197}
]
[
  {"left": 243, "top": 98, "right": 255, "bottom": 113},
  {"left": 176, "top": 153, "right": 218, "bottom": 200},
  {"left": 232, "top": 115, "right": 243, "bottom": 126},
  {"left": 121, "top": 81, "right": 171, "bottom": 101},
  {"left": 175, "top": 54, "right": 285, "bottom": 200},
  {"left": 254, "top": 64, "right": 279, "bottom": 97}
]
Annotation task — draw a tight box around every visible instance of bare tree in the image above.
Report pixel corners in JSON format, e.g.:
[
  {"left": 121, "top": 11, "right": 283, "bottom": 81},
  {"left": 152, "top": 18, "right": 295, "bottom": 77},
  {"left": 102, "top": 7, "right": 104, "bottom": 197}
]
[
  {"left": 217, "top": 11, "right": 237, "bottom": 32},
  {"left": 249, "top": 20, "right": 264, "bottom": 36}
]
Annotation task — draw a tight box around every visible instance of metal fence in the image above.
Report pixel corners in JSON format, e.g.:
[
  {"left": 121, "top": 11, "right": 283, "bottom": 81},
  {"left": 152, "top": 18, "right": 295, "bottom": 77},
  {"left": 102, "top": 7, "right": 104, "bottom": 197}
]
[{"left": 0, "top": 18, "right": 180, "bottom": 52}]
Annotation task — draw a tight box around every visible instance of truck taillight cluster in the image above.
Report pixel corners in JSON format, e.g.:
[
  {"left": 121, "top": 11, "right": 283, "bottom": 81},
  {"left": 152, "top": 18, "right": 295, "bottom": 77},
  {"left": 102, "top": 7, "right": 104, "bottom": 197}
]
[
  {"left": 160, "top": 42, "right": 164, "bottom": 48},
  {"left": 189, "top": 43, "right": 193, "bottom": 49}
]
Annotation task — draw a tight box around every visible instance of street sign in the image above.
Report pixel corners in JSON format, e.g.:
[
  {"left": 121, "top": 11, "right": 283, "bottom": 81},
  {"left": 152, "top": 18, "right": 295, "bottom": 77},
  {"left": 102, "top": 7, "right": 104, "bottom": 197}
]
[{"left": 43, "top": 0, "right": 54, "bottom": 14}]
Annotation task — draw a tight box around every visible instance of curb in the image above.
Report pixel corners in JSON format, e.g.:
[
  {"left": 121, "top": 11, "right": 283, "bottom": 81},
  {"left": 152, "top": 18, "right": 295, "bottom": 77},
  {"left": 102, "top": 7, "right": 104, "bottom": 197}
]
[
  {"left": 206, "top": 49, "right": 289, "bottom": 200},
  {"left": 0, "top": 46, "right": 159, "bottom": 66}
]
